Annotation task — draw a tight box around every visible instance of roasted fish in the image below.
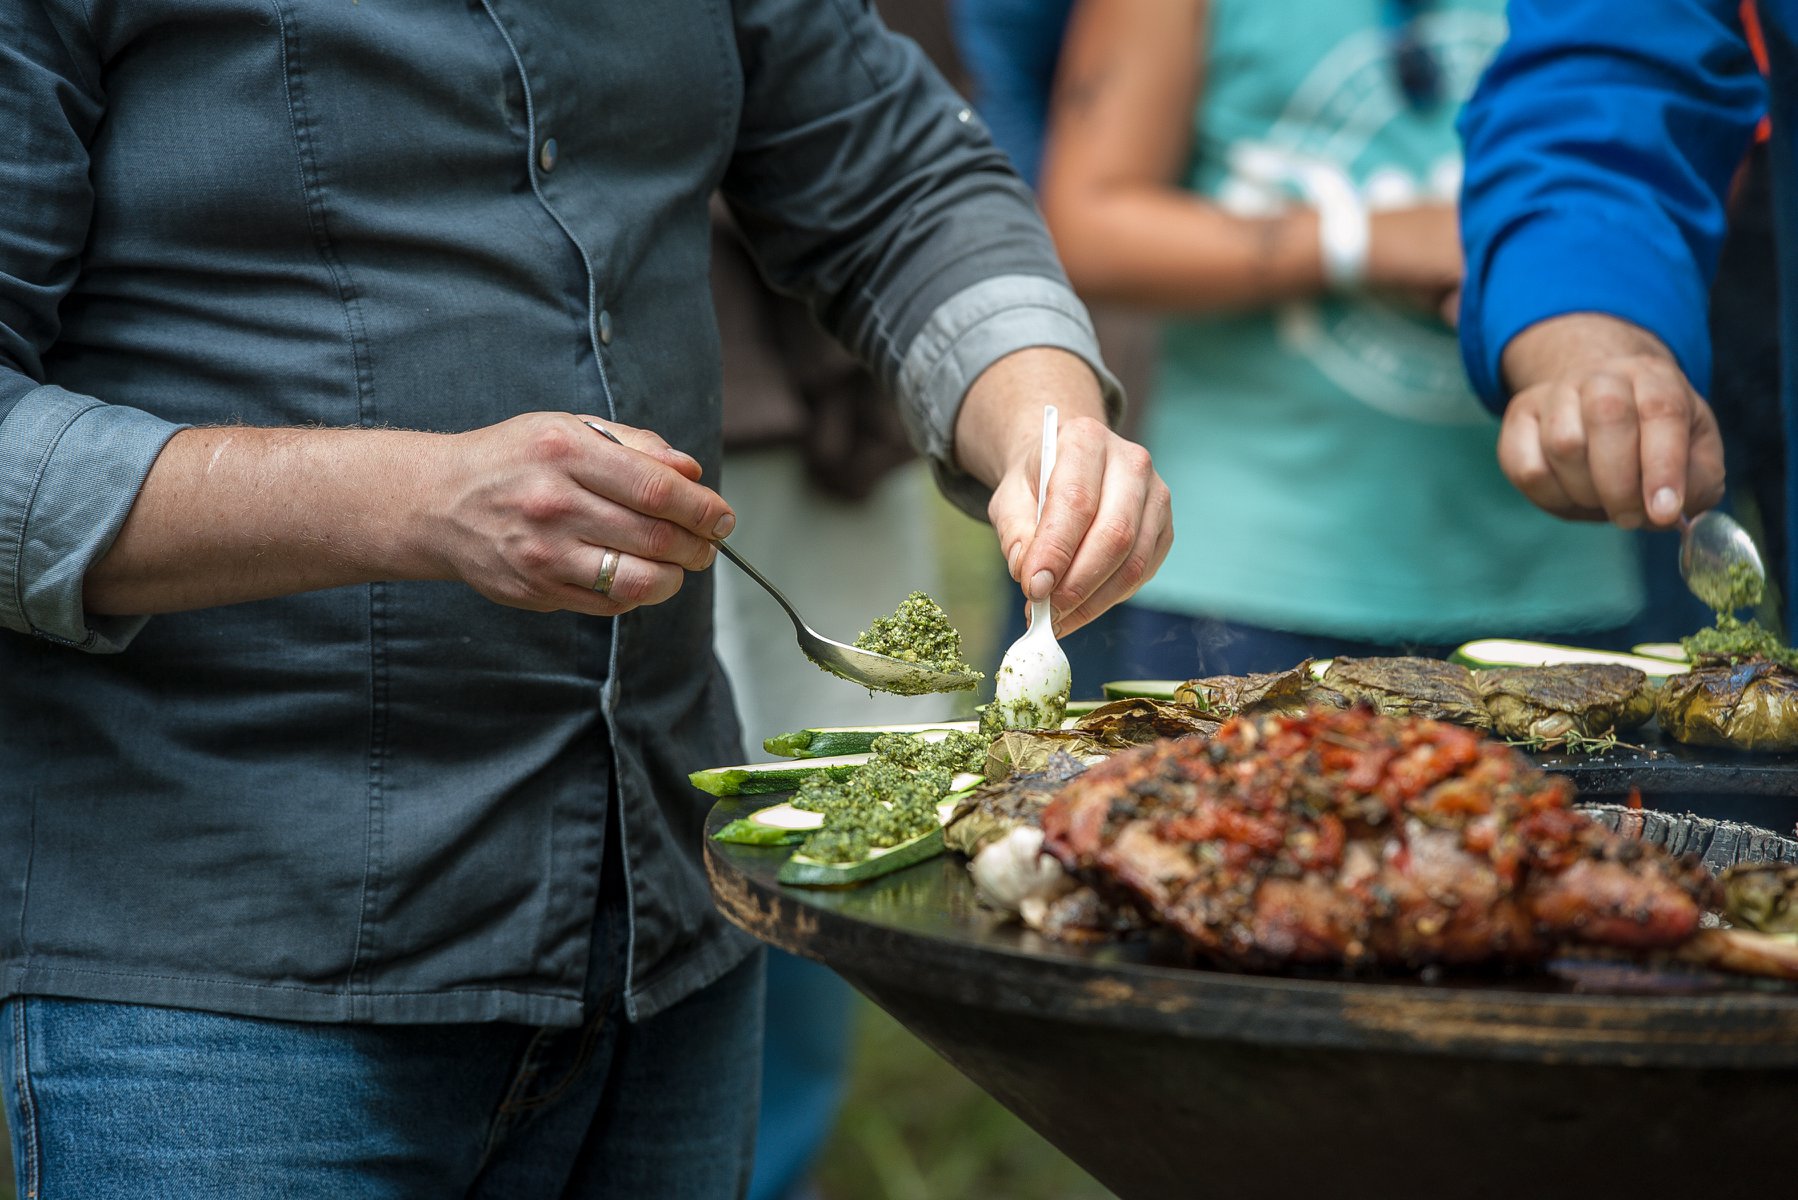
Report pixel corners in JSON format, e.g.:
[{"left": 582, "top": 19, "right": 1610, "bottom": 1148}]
[
  {"left": 1475, "top": 663, "right": 1654, "bottom": 744},
  {"left": 1322, "top": 656, "right": 1491, "bottom": 730}
]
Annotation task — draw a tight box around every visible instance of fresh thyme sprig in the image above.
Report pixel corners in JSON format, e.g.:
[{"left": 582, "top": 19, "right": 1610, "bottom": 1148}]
[{"left": 1504, "top": 730, "right": 1650, "bottom": 757}]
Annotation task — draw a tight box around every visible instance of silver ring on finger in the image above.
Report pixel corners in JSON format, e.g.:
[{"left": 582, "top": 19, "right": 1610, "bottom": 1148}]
[{"left": 592, "top": 548, "right": 622, "bottom": 596}]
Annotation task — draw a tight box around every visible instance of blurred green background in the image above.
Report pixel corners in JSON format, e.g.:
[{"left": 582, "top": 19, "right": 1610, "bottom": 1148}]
[{"left": 812, "top": 997, "right": 1115, "bottom": 1200}]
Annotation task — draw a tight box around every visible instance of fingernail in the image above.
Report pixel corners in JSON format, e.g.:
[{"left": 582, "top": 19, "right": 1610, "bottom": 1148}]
[
  {"left": 1651, "top": 487, "right": 1679, "bottom": 521},
  {"left": 1029, "top": 570, "right": 1055, "bottom": 601},
  {"left": 713, "top": 513, "right": 735, "bottom": 538},
  {"left": 1007, "top": 543, "right": 1023, "bottom": 578}
]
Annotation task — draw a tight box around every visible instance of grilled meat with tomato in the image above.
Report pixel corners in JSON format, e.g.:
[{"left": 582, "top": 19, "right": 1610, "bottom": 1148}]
[
  {"left": 1039, "top": 706, "right": 1715, "bottom": 971},
  {"left": 1322, "top": 657, "right": 1490, "bottom": 730},
  {"left": 1475, "top": 664, "right": 1654, "bottom": 745}
]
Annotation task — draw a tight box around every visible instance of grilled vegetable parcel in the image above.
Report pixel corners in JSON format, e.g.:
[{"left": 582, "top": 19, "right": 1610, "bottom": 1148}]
[
  {"left": 851, "top": 591, "right": 982, "bottom": 692},
  {"left": 1321, "top": 656, "right": 1491, "bottom": 729},
  {"left": 1174, "top": 661, "right": 1344, "bottom": 718},
  {"left": 1657, "top": 659, "right": 1798, "bottom": 752},
  {"left": 1644, "top": 549, "right": 1798, "bottom": 749},
  {"left": 1474, "top": 664, "right": 1654, "bottom": 746},
  {"left": 1040, "top": 706, "right": 1718, "bottom": 971}
]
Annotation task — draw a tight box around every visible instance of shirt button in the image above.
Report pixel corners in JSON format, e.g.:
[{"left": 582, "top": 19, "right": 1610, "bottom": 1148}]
[
  {"left": 596, "top": 308, "right": 613, "bottom": 346},
  {"left": 538, "top": 137, "right": 558, "bottom": 172}
]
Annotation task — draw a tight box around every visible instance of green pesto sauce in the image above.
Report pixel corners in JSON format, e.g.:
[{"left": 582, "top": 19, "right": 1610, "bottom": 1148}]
[
  {"left": 1723, "top": 558, "right": 1766, "bottom": 611},
  {"left": 854, "top": 592, "right": 980, "bottom": 679},
  {"left": 1681, "top": 613, "right": 1798, "bottom": 670},
  {"left": 789, "top": 732, "right": 967, "bottom": 864},
  {"left": 1679, "top": 557, "right": 1795, "bottom": 667},
  {"left": 977, "top": 690, "right": 1066, "bottom": 738},
  {"left": 868, "top": 729, "right": 986, "bottom": 774}
]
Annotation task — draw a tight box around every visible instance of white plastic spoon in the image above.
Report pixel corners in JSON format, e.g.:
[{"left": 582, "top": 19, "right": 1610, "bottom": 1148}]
[{"left": 990, "top": 406, "right": 1072, "bottom": 730}]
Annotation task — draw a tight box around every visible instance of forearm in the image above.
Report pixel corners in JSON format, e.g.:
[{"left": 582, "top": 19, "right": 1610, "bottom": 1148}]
[
  {"left": 1500, "top": 314, "right": 1680, "bottom": 396},
  {"left": 1044, "top": 190, "right": 1325, "bottom": 312},
  {"left": 85, "top": 426, "right": 446, "bottom": 615},
  {"left": 950, "top": 343, "right": 1170, "bottom": 630},
  {"left": 81, "top": 411, "right": 733, "bottom": 624},
  {"left": 950, "top": 346, "right": 1108, "bottom": 487}
]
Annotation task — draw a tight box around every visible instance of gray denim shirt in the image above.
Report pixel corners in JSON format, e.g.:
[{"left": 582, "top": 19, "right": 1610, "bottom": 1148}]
[{"left": 0, "top": 0, "right": 1117, "bottom": 1025}]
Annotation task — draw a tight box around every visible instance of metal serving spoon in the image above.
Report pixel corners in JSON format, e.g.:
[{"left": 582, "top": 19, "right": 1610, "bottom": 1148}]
[
  {"left": 582, "top": 420, "right": 979, "bottom": 695},
  {"left": 1679, "top": 509, "right": 1767, "bottom": 612},
  {"left": 989, "top": 406, "right": 1072, "bottom": 729}
]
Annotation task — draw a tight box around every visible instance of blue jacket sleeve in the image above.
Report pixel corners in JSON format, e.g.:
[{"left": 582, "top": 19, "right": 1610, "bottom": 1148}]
[{"left": 1457, "top": 0, "right": 1765, "bottom": 409}]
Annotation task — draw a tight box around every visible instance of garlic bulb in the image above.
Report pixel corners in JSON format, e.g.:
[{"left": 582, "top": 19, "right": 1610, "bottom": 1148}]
[{"left": 969, "top": 825, "right": 1072, "bottom": 913}]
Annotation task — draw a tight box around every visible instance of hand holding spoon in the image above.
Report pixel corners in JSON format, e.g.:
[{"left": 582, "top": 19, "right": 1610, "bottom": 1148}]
[{"left": 581, "top": 420, "right": 978, "bottom": 695}]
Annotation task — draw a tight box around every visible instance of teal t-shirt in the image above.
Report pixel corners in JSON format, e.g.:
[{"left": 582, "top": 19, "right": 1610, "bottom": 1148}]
[{"left": 1133, "top": 0, "right": 1642, "bottom": 641}]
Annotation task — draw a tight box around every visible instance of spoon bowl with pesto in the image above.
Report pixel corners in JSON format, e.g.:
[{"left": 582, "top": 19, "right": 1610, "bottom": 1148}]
[
  {"left": 578, "top": 418, "right": 979, "bottom": 695},
  {"left": 1679, "top": 510, "right": 1766, "bottom": 613},
  {"left": 716, "top": 542, "right": 981, "bottom": 696}
]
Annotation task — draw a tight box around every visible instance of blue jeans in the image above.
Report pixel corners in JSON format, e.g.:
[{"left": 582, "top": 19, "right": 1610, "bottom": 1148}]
[{"left": 0, "top": 950, "right": 765, "bottom": 1198}]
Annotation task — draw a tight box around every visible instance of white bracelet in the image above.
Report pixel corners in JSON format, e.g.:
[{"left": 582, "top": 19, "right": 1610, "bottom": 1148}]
[{"left": 1309, "top": 167, "right": 1370, "bottom": 290}]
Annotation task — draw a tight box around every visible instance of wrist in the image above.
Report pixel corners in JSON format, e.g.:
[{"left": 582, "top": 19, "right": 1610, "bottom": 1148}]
[
  {"left": 953, "top": 347, "right": 1107, "bottom": 487},
  {"left": 388, "top": 431, "right": 469, "bottom": 581},
  {"left": 1500, "top": 313, "right": 1677, "bottom": 396}
]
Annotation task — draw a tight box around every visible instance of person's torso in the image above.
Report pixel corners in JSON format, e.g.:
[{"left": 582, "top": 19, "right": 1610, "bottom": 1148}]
[
  {"left": 1138, "top": 0, "right": 1642, "bottom": 639},
  {"left": 2, "top": 0, "right": 750, "bottom": 1025}
]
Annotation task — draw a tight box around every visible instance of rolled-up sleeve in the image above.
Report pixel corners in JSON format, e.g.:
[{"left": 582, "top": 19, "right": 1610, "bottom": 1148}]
[
  {"left": 1457, "top": 0, "right": 1764, "bottom": 409},
  {"left": 895, "top": 272, "right": 1115, "bottom": 513},
  {"left": 721, "top": 0, "right": 1119, "bottom": 516},
  {"left": 1, "top": 3, "right": 184, "bottom": 651}
]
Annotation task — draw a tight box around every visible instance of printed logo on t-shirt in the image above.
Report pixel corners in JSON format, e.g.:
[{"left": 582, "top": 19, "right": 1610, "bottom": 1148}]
[{"left": 1213, "top": 14, "right": 1506, "bottom": 426}]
